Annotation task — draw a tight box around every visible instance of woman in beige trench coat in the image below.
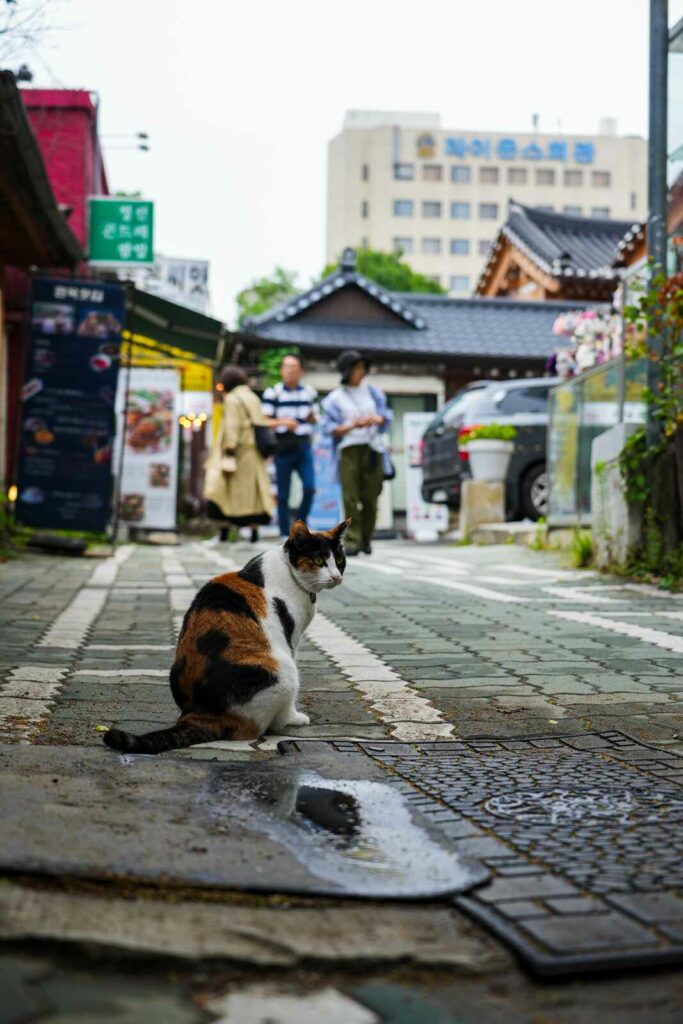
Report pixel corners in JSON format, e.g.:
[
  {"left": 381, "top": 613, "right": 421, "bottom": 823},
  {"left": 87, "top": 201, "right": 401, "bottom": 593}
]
[{"left": 204, "top": 365, "right": 273, "bottom": 542}]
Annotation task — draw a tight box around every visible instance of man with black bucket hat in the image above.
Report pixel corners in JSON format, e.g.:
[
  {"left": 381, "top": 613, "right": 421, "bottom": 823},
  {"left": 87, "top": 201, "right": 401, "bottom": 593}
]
[{"left": 321, "top": 350, "right": 393, "bottom": 556}]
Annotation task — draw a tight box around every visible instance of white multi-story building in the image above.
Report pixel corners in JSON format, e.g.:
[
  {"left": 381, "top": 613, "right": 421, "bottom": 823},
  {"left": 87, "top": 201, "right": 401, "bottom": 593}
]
[{"left": 326, "top": 111, "right": 647, "bottom": 295}]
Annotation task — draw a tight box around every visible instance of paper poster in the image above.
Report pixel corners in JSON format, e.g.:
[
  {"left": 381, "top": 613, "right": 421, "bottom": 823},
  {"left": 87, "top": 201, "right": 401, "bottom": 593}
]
[
  {"left": 404, "top": 413, "right": 448, "bottom": 541},
  {"left": 307, "top": 430, "right": 342, "bottom": 531},
  {"left": 116, "top": 367, "right": 180, "bottom": 529},
  {"left": 15, "top": 277, "right": 125, "bottom": 532}
]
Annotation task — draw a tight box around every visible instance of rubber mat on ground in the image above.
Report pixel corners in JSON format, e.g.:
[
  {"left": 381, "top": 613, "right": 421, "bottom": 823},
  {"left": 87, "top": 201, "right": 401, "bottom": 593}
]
[{"left": 280, "top": 732, "right": 683, "bottom": 976}]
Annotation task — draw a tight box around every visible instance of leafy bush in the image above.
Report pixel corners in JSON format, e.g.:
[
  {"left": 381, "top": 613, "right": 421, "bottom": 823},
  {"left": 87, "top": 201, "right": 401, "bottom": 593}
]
[
  {"left": 460, "top": 423, "right": 517, "bottom": 444},
  {"left": 570, "top": 528, "right": 594, "bottom": 568}
]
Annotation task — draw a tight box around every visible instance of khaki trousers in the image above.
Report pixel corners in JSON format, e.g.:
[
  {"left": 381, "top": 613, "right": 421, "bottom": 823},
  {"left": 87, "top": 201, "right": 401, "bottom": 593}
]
[{"left": 339, "top": 444, "right": 384, "bottom": 550}]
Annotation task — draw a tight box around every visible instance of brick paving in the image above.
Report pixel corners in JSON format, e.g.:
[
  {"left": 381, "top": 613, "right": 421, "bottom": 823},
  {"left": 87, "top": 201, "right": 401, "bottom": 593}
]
[{"left": 3, "top": 538, "right": 683, "bottom": 1020}]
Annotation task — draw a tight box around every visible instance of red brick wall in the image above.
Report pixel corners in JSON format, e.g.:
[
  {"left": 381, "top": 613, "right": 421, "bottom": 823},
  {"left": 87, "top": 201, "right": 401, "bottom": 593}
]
[{"left": 22, "top": 89, "right": 109, "bottom": 249}]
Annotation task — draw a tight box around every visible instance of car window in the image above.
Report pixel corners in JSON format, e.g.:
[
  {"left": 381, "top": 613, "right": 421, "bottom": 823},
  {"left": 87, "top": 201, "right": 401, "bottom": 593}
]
[
  {"left": 442, "top": 390, "right": 488, "bottom": 425},
  {"left": 427, "top": 387, "right": 486, "bottom": 429},
  {"left": 496, "top": 386, "right": 550, "bottom": 415}
]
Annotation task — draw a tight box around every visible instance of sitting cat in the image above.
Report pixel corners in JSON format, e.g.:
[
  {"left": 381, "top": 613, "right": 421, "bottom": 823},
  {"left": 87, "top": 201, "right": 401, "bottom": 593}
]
[{"left": 103, "top": 518, "right": 350, "bottom": 755}]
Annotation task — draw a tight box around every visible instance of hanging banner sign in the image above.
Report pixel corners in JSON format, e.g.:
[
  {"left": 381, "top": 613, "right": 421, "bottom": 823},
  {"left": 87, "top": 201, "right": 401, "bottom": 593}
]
[
  {"left": 88, "top": 197, "right": 154, "bottom": 267},
  {"left": 15, "top": 277, "right": 125, "bottom": 532},
  {"left": 116, "top": 367, "right": 180, "bottom": 530},
  {"left": 404, "top": 413, "right": 448, "bottom": 541}
]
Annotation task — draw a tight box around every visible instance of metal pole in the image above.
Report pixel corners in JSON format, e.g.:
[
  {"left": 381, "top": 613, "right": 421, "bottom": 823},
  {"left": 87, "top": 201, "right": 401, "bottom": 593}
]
[
  {"left": 647, "top": 0, "right": 669, "bottom": 445},
  {"left": 110, "top": 283, "right": 134, "bottom": 551}
]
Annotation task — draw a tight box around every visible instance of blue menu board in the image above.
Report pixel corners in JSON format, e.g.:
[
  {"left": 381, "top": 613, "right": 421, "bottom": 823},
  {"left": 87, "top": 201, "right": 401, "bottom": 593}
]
[{"left": 15, "top": 277, "right": 125, "bottom": 532}]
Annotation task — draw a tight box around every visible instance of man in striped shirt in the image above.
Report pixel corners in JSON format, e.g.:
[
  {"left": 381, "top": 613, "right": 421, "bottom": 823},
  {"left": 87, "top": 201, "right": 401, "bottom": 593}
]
[{"left": 262, "top": 353, "right": 318, "bottom": 537}]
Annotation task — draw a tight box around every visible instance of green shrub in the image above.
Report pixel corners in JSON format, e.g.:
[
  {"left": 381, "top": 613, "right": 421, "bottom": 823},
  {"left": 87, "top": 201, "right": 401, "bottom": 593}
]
[
  {"left": 460, "top": 423, "right": 518, "bottom": 444},
  {"left": 570, "top": 529, "right": 594, "bottom": 568}
]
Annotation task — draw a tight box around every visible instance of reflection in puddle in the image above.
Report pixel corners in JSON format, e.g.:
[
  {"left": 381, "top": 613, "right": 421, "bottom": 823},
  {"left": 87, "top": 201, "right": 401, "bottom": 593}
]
[{"left": 208, "top": 769, "right": 487, "bottom": 897}]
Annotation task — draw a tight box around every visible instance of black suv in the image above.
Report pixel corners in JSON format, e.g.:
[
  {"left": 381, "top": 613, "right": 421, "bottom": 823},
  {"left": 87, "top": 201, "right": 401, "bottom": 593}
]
[{"left": 420, "top": 377, "right": 558, "bottom": 520}]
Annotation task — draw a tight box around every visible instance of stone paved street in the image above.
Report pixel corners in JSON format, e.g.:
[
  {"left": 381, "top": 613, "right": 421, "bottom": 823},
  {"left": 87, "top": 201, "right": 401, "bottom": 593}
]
[{"left": 2, "top": 538, "right": 683, "bottom": 1021}]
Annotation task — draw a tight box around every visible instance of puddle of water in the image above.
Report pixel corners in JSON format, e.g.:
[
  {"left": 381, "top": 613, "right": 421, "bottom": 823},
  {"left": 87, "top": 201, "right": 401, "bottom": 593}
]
[{"left": 207, "top": 768, "right": 488, "bottom": 898}]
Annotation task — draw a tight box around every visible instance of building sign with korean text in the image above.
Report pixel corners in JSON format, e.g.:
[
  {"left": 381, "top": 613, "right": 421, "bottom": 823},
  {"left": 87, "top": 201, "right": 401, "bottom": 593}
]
[
  {"left": 15, "top": 277, "right": 125, "bottom": 532},
  {"left": 441, "top": 137, "right": 595, "bottom": 163},
  {"left": 87, "top": 197, "right": 154, "bottom": 266}
]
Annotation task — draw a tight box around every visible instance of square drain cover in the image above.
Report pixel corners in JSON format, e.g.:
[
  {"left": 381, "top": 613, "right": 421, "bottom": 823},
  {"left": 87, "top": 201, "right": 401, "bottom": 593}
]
[{"left": 281, "top": 732, "right": 683, "bottom": 976}]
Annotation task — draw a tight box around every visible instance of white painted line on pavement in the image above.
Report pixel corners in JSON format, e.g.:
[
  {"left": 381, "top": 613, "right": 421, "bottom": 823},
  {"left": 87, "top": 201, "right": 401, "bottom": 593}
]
[
  {"left": 307, "top": 612, "right": 454, "bottom": 741},
  {"left": 0, "top": 666, "right": 67, "bottom": 741},
  {"left": 73, "top": 669, "right": 169, "bottom": 678},
  {"left": 88, "top": 644, "right": 175, "bottom": 651},
  {"left": 660, "top": 611, "right": 683, "bottom": 622},
  {"left": 191, "top": 542, "right": 237, "bottom": 573},
  {"left": 621, "top": 583, "right": 683, "bottom": 600},
  {"left": 37, "top": 589, "right": 108, "bottom": 649},
  {"left": 86, "top": 544, "right": 134, "bottom": 587},
  {"left": 548, "top": 609, "right": 683, "bottom": 654},
  {"left": 491, "top": 564, "right": 595, "bottom": 580},
  {"left": 541, "top": 585, "right": 627, "bottom": 605},
  {"left": 404, "top": 574, "right": 530, "bottom": 604}
]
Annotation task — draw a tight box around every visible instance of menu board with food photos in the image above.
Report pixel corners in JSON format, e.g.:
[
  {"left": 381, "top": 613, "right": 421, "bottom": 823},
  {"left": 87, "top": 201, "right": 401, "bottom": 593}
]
[
  {"left": 15, "top": 277, "right": 125, "bottom": 532},
  {"left": 116, "top": 367, "right": 180, "bottom": 530}
]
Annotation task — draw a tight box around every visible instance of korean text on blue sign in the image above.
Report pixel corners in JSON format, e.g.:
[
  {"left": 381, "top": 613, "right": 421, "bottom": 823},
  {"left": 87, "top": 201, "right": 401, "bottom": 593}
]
[
  {"left": 15, "top": 277, "right": 125, "bottom": 532},
  {"left": 443, "top": 138, "right": 595, "bottom": 163}
]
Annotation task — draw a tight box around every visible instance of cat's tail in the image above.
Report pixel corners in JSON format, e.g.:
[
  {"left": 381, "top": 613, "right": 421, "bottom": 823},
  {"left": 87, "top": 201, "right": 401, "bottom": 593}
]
[{"left": 102, "top": 710, "right": 258, "bottom": 755}]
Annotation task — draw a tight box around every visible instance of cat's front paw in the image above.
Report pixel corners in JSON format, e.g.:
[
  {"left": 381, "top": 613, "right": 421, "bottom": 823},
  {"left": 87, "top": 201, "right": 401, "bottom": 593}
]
[{"left": 286, "top": 711, "right": 310, "bottom": 727}]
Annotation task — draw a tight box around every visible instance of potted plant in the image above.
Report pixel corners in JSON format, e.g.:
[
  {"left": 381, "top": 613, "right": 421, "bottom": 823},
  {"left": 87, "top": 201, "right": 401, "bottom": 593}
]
[{"left": 460, "top": 423, "right": 517, "bottom": 481}]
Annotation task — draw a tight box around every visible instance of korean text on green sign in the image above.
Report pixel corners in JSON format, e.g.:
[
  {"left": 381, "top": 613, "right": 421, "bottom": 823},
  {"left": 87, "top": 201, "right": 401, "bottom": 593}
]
[{"left": 88, "top": 198, "right": 155, "bottom": 266}]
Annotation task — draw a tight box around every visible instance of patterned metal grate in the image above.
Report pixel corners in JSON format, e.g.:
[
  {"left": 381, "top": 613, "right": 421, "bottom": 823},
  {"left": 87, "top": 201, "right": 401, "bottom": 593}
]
[{"left": 280, "top": 732, "right": 683, "bottom": 976}]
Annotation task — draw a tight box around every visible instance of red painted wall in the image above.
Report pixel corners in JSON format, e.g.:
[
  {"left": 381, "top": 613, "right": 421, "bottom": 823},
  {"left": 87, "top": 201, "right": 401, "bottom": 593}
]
[{"left": 21, "top": 89, "right": 109, "bottom": 249}]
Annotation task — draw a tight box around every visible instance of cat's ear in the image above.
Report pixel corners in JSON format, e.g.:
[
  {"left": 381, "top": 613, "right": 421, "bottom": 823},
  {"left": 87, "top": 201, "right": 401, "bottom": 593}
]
[
  {"left": 289, "top": 519, "right": 310, "bottom": 542},
  {"left": 326, "top": 517, "right": 352, "bottom": 542}
]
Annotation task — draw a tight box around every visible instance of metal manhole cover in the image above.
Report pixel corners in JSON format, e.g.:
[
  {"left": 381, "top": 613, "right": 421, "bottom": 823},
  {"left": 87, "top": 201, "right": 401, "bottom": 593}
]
[{"left": 281, "top": 732, "right": 683, "bottom": 977}]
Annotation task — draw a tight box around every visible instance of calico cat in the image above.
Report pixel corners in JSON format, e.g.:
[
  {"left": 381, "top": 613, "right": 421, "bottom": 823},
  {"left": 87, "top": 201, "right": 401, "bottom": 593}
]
[{"left": 103, "top": 518, "right": 350, "bottom": 755}]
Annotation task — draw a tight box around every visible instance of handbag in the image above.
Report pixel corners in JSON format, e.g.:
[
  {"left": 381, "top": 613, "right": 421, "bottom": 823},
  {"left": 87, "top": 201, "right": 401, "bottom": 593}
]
[
  {"left": 381, "top": 448, "right": 396, "bottom": 481},
  {"left": 236, "top": 395, "right": 277, "bottom": 458}
]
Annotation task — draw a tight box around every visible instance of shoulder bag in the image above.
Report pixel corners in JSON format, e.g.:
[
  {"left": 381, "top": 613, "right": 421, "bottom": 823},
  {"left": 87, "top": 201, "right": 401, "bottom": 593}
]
[{"left": 236, "top": 394, "right": 277, "bottom": 459}]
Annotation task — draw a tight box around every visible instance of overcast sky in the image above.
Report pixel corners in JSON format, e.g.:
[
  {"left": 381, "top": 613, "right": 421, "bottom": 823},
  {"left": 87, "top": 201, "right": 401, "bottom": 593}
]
[{"left": 16, "top": 0, "right": 683, "bottom": 324}]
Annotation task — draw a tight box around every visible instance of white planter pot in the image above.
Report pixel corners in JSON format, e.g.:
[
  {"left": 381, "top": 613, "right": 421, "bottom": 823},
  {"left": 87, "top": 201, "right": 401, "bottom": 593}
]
[{"left": 465, "top": 439, "right": 514, "bottom": 482}]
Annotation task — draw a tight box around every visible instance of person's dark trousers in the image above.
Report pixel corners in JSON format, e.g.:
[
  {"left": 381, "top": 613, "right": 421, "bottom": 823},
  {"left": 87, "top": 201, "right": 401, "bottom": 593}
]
[
  {"left": 339, "top": 444, "right": 384, "bottom": 551},
  {"left": 274, "top": 439, "right": 316, "bottom": 536}
]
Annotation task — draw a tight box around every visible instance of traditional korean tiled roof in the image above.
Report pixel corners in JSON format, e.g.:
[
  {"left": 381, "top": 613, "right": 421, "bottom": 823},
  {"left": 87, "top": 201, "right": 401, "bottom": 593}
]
[
  {"left": 477, "top": 202, "right": 640, "bottom": 292},
  {"left": 245, "top": 289, "right": 596, "bottom": 362}
]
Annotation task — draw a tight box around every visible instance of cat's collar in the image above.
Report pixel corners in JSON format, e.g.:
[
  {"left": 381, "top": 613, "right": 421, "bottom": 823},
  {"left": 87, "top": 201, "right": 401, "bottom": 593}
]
[{"left": 286, "top": 562, "right": 317, "bottom": 604}]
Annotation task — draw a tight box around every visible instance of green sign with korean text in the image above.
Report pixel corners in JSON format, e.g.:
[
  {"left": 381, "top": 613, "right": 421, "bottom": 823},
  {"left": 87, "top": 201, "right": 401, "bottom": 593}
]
[{"left": 87, "top": 197, "right": 154, "bottom": 266}]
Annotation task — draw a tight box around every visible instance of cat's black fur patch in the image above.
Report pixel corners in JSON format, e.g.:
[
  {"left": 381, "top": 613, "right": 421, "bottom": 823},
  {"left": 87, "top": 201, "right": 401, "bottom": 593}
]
[
  {"left": 196, "top": 629, "right": 231, "bottom": 657},
  {"left": 191, "top": 581, "right": 259, "bottom": 621},
  {"left": 238, "top": 554, "right": 265, "bottom": 588},
  {"left": 197, "top": 661, "right": 278, "bottom": 710},
  {"left": 169, "top": 656, "right": 187, "bottom": 708},
  {"left": 273, "top": 596, "right": 295, "bottom": 650}
]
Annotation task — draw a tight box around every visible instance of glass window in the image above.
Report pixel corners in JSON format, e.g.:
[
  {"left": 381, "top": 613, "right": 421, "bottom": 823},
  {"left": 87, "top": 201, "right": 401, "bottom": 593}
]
[
  {"left": 450, "top": 275, "right": 470, "bottom": 292},
  {"left": 592, "top": 171, "right": 611, "bottom": 187},
  {"left": 479, "top": 166, "right": 499, "bottom": 184},
  {"left": 422, "top": 164, "right": 443, "bottom": 181},
  {"left": 563, "top": 205, "right": 582, "bottom": 216},
  {"left": 394, "top": 163, "right": 414, "bottom": 180},
  {"left": 393, "top": 199, "right": 414, "bottom": 217},
  {"left": 564, "top": 169, "right": 583, "bottom": 186},
  {"left": 361, "top": 163, "right": 369, "bottom": 181},
  {"left": 496, "top": 386, "right": 550, "bottom": 414},
  {"left": 422, "top": 237, "right": 442, "bottom": 254},
  {"left": 422, "top": 201, "right": 442, "bottom": 218},
  {"left": 393, "top": 236, "right": 413, "bottom": 254},
  {"left": 478, "top": 239, "right": 493, "bottom": 256},
  {"left": 591, "top": 206, "right": 611, "bottom": 219},
  {"left": 450, "top": 238, "right": 470, "bottom": 255},
  {"left": 361, "top": 200, "right": 369, "bottom": 218},
  {"left": 450, "top": 201, "right": 471, "bottom": 219},
  {"left": 451, "top": 165, "right": 471, "bottom": 183},
  {"left": 536, "top": 169, "right": 555, "bottom": 185},
  {"left": 507, "top": 167, "right": 527, "bottom": 184},
  {"left": 479, "top": 203, "right": 499, "bottom": 219}
]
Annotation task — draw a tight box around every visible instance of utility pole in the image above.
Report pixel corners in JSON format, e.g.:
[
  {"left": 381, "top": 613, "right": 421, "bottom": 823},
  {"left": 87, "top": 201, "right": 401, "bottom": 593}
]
[{"left": 647, "top": 0, "right": 669, "bottom": 445}]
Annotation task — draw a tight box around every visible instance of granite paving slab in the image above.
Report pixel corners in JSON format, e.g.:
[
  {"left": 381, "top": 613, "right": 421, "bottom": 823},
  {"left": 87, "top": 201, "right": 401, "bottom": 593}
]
[{"left": 0, "top": 744, "right": 488, "bottom": 901}]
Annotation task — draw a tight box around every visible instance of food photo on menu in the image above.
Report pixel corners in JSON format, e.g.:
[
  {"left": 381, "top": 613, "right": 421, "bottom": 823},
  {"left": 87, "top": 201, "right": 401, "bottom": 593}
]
[
  {"left": 31, "top": 302, "right": 75, "bottom": 335},
  {"left": 125, "top": 389, "right": 174, "bottom": 453}
]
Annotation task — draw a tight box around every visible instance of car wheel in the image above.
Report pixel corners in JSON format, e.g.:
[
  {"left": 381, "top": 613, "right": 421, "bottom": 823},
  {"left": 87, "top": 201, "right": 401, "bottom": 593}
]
[{"left": 520, "top": 465, "right": 548, "bottom": 520}]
